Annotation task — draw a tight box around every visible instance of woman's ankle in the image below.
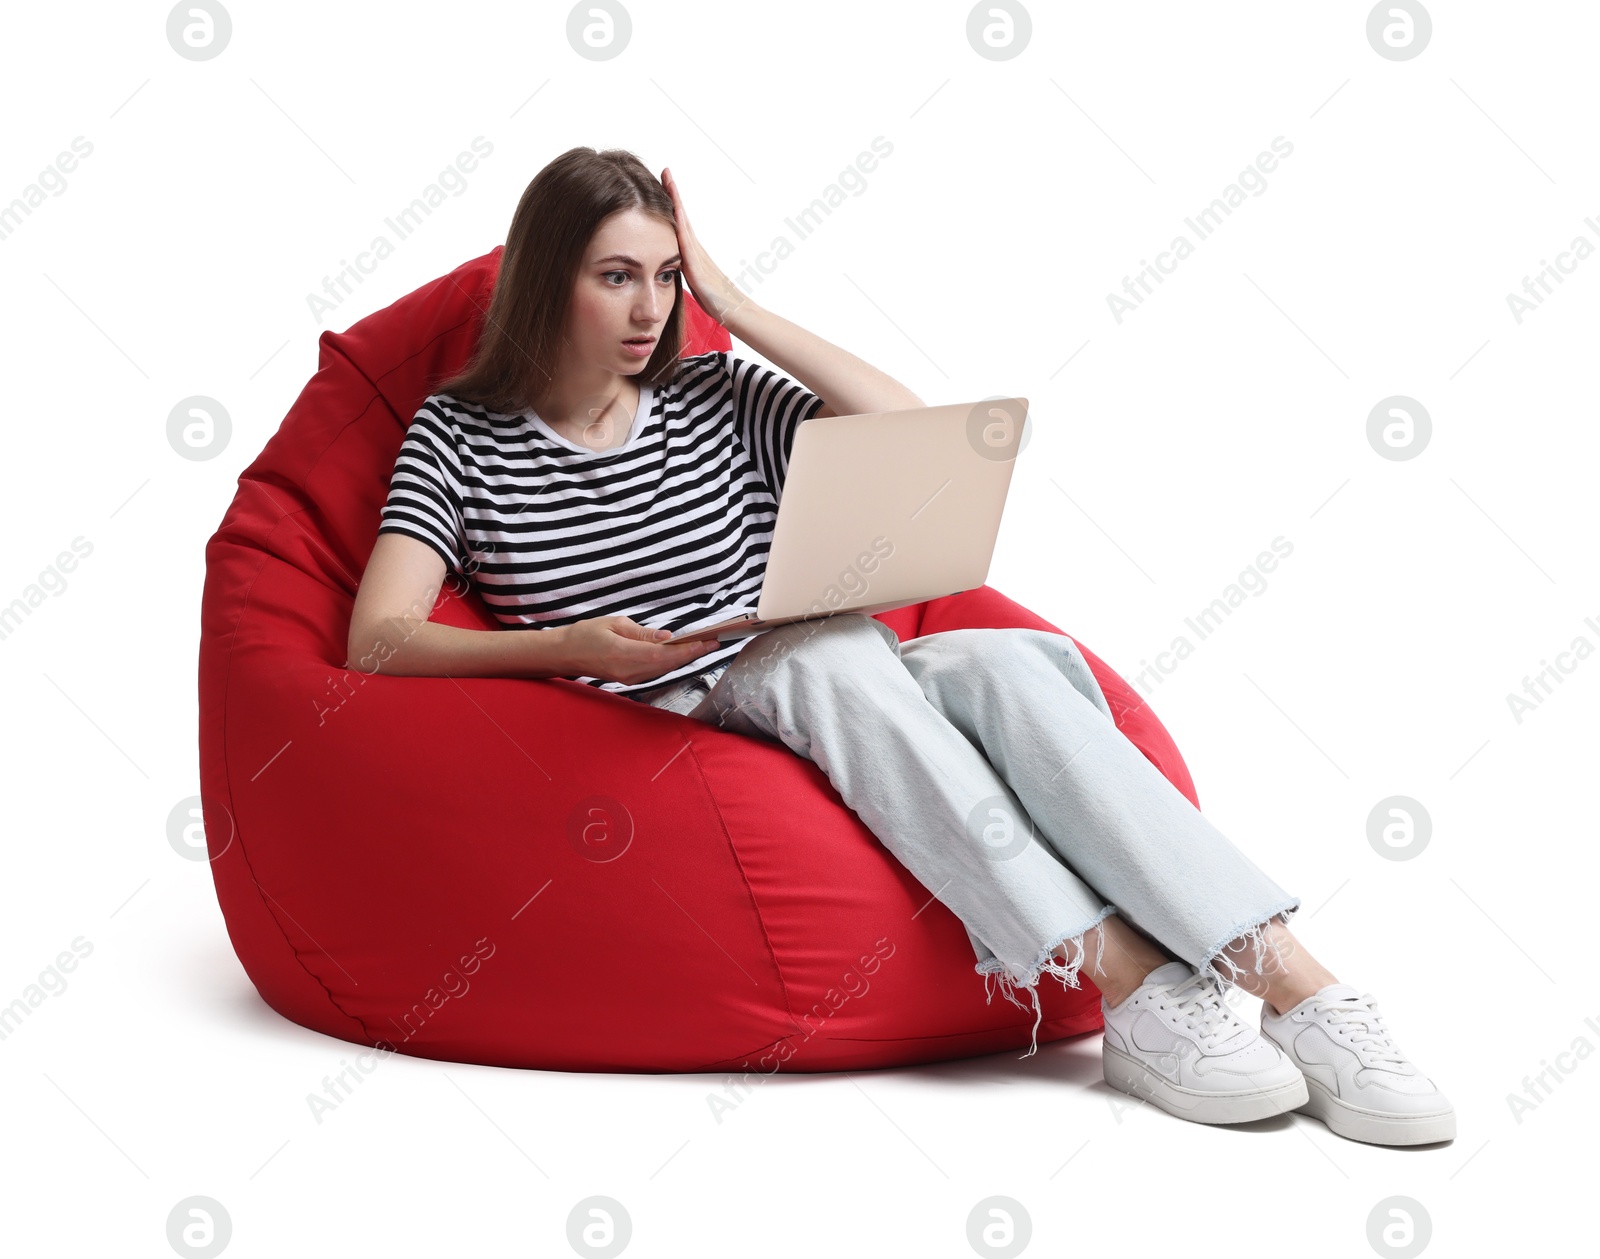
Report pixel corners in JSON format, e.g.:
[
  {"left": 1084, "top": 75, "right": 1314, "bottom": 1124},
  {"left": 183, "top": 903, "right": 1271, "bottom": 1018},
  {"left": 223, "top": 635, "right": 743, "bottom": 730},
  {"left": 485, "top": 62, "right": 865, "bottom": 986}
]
[
  {"left": 1080, "top": 922, "right": 1172, "bottom": 1007},
  {"left": 1211, "top": 918, "right": 1338, "bottom": 1015}
]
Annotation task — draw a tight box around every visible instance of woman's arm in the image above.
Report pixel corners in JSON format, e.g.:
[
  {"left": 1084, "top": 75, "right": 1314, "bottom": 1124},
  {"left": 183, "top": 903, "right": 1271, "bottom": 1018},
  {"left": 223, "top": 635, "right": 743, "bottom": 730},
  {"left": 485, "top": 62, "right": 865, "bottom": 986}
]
[
  {"left": 661, "top": 166, "right": 925, "bottom": 418},
  {"left": 722, "top": 301, "right": 925, "bottom": 418}
]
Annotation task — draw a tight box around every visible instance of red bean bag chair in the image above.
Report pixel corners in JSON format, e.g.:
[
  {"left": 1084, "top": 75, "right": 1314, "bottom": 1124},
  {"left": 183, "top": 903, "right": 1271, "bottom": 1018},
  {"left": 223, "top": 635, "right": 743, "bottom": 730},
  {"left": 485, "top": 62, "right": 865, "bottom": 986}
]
[{"left": 198, "top": 246, "right": 1203, "bottom": 1073}]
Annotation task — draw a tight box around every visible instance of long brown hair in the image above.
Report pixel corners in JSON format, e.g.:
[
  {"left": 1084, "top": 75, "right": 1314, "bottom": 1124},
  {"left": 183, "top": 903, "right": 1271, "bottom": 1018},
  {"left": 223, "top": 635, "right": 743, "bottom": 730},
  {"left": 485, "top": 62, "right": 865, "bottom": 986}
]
[{"left": 434, "top": 146, "right": 686, "bottom": 413}]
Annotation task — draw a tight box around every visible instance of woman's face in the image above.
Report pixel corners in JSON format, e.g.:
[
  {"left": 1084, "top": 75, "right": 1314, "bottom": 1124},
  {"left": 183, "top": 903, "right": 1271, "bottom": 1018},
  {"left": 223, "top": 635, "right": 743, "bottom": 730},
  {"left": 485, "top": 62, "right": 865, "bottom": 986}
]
[{"left": 565, "top": 207, "right": 680, "bottom": 377}]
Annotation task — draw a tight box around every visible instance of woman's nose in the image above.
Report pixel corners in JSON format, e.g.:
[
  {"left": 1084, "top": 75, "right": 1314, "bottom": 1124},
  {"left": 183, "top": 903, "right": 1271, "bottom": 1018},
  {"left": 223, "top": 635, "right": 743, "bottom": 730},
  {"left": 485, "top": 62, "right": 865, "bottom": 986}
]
[{"left": 635, "top": 288, "right": 669, "bottom": 322}]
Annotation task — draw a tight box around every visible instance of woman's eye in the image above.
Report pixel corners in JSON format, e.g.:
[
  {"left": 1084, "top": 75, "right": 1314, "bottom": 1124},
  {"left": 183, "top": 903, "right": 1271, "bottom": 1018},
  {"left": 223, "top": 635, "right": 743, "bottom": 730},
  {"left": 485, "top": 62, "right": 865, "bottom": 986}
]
[{"left": 603, "top": 270, "right": 678, "bottom": 285}]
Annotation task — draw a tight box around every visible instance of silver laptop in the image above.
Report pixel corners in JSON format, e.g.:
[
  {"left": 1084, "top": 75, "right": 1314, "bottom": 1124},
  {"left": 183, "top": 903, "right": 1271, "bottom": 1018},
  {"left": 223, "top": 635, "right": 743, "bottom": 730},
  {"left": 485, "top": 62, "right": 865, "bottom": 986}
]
[{"left": 666, "top": 396, "right": 1030, "bottom": 644}]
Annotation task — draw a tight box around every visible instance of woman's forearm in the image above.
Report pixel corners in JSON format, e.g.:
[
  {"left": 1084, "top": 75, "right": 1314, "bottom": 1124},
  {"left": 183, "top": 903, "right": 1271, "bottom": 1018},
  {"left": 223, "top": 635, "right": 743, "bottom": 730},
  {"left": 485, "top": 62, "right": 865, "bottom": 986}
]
[
  {"left": 722, "top": 299, "right": 925, "bottom": 417},
  {"left": 348, "top": 616, "right": 573, "bottom": 680}
]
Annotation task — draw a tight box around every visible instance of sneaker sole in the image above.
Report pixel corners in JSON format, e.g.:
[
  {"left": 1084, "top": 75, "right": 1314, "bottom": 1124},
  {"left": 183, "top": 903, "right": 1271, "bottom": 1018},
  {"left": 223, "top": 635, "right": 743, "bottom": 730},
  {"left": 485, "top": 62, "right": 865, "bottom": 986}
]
[
  {"left": 1102, "top": 1043, "right": 1309, "bottom": 1125},
  {"left": 1297, "top": 1077, "right": 1457, "bottom": 1146}
]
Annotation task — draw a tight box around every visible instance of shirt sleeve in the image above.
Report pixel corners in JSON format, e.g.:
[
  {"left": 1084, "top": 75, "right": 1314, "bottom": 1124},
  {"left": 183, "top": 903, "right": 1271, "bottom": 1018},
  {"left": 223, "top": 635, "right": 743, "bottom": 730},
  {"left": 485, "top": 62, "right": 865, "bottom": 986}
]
[
  {"left": 376, "top": 403, "right": 469, "bottom": 581},
  {"left": 723, "top": 351, "right": 827, "bottom": 502}
]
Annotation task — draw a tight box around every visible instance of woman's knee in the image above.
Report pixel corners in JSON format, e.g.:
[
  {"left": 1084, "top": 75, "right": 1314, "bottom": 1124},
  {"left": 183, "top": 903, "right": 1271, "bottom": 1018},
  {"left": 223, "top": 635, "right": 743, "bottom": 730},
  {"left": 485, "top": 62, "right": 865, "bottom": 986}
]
[
  {"left": 901, "top": 627, "right": 1021, "bottom": 687},
  {"left": 903, "top": 628, "right": 1094, "bottom": 704}
]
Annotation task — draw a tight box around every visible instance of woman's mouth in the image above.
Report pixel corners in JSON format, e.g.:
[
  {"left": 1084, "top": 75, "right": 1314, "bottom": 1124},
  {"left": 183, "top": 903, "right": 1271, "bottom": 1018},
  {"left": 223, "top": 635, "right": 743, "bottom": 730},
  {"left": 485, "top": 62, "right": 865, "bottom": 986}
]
[{"left": 621, "top": 336, "right": 656, "bottom": 358}]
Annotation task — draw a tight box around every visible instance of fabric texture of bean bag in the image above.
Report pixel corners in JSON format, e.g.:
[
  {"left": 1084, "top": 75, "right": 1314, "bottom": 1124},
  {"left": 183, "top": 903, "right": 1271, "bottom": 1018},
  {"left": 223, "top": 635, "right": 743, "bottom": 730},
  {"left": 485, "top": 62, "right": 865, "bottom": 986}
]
[{"left": 197, "top": 245, "right": 1203, "bottom": 1072}]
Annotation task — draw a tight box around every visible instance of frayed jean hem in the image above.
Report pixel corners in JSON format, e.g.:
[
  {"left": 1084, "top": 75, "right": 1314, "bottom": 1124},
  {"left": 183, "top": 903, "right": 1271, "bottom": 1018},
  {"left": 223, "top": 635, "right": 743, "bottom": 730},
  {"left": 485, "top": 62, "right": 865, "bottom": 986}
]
[
  {"left": 974, "top": 904, "right": 1118, "bottom": 1059},
  {"left": 1195, "top": 896, "right": 1302, "bottom": 992}
]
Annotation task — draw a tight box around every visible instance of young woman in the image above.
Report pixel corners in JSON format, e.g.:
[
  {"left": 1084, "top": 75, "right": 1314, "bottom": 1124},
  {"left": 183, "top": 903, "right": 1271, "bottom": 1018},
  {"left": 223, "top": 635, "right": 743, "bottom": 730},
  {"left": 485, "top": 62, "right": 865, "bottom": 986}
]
[{"left": 351, "top": 146, "right": 1453, "bottom": 1146}]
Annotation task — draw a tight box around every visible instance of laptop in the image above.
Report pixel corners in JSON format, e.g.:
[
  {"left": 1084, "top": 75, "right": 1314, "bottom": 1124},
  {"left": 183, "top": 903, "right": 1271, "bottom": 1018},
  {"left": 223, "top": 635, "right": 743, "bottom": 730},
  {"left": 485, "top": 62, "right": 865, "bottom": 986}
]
[{"left": 665, "top": 395, "right": 1030, "bottom": 644}]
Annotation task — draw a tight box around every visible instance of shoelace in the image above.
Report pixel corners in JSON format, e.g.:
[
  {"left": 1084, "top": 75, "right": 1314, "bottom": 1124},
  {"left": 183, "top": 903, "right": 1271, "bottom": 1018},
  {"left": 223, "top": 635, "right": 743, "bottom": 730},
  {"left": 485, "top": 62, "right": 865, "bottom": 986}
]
[
  {"left": 1308, "top": 992, "right": 1410, "bottom": 1068},
  {"left": 1159, "top": 971, "right": 1247, "bottom": 1049}
]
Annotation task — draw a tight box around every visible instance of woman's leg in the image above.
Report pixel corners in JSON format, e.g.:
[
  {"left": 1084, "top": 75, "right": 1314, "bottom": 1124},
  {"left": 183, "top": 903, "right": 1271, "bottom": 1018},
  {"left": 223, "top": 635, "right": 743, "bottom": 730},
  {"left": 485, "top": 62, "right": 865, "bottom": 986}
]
[{"left": 896, "top": 626, "right": 1302, "bottom": 991}]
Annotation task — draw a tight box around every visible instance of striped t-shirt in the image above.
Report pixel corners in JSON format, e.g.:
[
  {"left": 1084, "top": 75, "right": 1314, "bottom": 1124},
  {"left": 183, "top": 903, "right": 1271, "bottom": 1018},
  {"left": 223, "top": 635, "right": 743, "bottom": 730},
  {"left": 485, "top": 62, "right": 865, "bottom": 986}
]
[{"left": 376, "top": 350, "right": 826, "bottom": 695}]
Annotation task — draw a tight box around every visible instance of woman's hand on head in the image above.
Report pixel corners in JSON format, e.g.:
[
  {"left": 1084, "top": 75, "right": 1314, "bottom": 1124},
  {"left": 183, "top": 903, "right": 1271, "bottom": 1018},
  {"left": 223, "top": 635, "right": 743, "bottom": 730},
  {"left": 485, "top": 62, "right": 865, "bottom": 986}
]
[
  {"left": 562, "top": 614, "right": 720, "bottom": 686},
  {"left": 660, "top": 166, "right": 751, "bottom": 329}
]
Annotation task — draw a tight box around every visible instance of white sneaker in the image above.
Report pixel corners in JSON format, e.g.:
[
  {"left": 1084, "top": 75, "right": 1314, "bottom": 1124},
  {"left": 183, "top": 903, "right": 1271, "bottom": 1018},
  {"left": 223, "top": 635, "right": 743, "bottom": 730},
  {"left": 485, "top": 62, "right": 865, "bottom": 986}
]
[
  {"left": 1259, "top": 983, "right": 1456, "bottom": 1146},
  {"left": 1101, "top": 961, "right": 1309, "bottom": 1125}
]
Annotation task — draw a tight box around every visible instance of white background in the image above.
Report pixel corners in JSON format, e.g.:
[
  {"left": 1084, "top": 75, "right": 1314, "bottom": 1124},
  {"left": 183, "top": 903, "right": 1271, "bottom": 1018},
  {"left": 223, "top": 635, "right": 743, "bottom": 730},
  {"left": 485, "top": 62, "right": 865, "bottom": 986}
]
[{"left": 2, "top": 1, "right": 1595, "bottom": 1255}]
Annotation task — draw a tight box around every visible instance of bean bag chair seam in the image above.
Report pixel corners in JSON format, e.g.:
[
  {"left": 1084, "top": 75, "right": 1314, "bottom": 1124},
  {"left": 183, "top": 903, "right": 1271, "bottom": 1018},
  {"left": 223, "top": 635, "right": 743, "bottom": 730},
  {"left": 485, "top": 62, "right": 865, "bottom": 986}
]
[
  {"left": 698, "top": 1032, "right": 798, "bottom": 1072},
  {"left": 218, "top": 351, "right": 401, "bottom": 601},
  {"left": 365, "top": 279, "right": 489, "bottom": 399},
  {"left": 364, "top": 330, "right": 467, "bottom": 412},
  {"left": 678, "top": 735, "right": 807, "bottom": 1040},
  {"left": 251, "top": 327, "right": 460, "bottom": 561},
  {"left": 303, "top": 337, "right": 399, "bottom": 500},
  {"left": 216, "top": 518, "right": 388, "bottom": 1047},
  {"left": 240, "top": 334, "right": 443, "bottom": 601},
  {"left": 307, "top": 303, "right": 488, "bottom": 588},
  {"left": 238, "top": 483, "right": 368, "bottom": 603}
]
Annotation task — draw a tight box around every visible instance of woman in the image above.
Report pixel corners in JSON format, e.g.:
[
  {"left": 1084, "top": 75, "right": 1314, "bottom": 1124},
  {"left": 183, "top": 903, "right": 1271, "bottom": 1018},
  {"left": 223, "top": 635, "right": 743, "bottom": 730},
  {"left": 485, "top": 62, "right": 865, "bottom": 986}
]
[{"left": 351, "top": 146, "right": 1453, "bottom": 1146}]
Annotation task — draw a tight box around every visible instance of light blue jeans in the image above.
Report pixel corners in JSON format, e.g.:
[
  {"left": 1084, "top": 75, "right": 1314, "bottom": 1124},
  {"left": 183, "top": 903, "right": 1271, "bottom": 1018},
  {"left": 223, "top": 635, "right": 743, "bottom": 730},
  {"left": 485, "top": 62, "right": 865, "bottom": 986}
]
[{"left": 626, "top": 614, "right": 1300, "bottom": 1055}]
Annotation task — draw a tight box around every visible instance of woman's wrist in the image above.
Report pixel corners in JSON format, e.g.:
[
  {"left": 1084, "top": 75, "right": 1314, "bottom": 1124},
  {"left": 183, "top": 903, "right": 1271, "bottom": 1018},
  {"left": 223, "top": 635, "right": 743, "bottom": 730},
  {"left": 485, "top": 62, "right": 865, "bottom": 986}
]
[
  {"left": 545, "top": 623, "right": 578, "bottom": 678},
  {"left": 705, "top": 273, "right": 761, "bottom": 336},
  {"left": 513, "top": 622, "right": 577, "bottom": 680}
]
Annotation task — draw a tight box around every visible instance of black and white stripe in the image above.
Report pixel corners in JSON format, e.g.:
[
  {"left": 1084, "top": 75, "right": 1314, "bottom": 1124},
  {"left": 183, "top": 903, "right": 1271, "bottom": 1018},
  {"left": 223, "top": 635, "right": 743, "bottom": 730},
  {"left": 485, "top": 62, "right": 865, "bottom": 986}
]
[{"left": 377, "top": 350, "right": 826, "bottom": 695}]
